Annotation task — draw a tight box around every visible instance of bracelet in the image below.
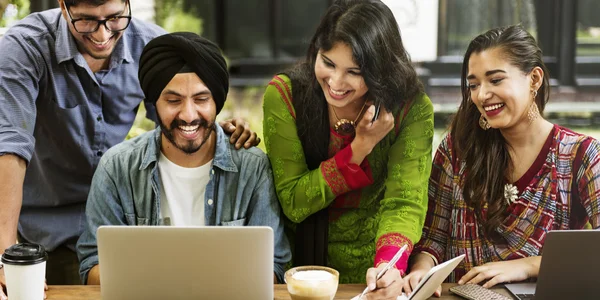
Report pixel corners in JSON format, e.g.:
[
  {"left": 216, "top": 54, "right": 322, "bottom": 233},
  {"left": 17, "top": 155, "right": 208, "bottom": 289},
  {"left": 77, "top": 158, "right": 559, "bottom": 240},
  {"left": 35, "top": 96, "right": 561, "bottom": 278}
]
[{"left": 419, "top": 251, "right": 439, "bottom": 266}]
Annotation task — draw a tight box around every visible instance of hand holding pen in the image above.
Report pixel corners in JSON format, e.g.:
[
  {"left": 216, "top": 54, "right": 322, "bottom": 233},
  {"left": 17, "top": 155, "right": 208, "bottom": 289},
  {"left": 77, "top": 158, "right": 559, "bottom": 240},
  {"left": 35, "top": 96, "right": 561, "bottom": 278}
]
[{"left": 360, "top": 244, "right": 408, "bottom": 300}]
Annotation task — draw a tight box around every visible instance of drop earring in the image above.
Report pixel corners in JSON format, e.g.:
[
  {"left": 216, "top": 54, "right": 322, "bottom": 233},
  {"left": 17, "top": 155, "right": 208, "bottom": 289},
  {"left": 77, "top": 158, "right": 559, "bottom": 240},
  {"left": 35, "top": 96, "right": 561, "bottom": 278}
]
[
  {"left": 527, "top": 103, "right": 540, "bottom": 124},
  {"left": 479, "top": 115, "right": 491, "bottom": 130},
  {"left": 528, "top": 89, "right": 540, "bottom": 124}
]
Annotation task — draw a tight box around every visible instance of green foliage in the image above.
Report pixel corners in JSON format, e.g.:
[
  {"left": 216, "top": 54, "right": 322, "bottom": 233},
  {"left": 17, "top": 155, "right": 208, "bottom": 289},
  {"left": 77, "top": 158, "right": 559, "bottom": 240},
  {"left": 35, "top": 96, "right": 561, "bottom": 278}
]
[
  {"left": 0, "top": 0, "right": 29, "bottom": 27},
  {"left": 154, "top": 0, "right": 202, "bottom": 35},
  {"left": 217, "top": 87, "right": 266, "bottom": 151},
  {"left": 126, "top": 102, "right": 156, "bottom": 140}
]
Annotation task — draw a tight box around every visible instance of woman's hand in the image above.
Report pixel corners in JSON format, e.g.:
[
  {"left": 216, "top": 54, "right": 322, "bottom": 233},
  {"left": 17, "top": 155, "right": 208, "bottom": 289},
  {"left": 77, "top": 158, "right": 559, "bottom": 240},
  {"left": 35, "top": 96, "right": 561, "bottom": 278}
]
[
  {"left": 458, "top": 256, "right": 541, "bottom": 288},
  {"left": 350, "top": 105, "right": 394, "bottom": 165},
  {"left": 403, "top": 253, "right": 440, "bottom": 298},
  {"left": 363, "top": 263, "right": 404, "bottom": 300},
  {"left": 218, "top": 118, "right": 260, "bottom": 149},
  {"left": 403, "top": 267, "right": 441, "bottom": 298}
]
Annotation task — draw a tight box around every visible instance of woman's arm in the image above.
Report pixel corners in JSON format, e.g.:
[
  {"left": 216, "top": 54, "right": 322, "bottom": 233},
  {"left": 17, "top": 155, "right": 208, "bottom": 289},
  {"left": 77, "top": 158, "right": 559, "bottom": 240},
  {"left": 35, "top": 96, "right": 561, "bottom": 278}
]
[
  {"left": 374, "top": 93, "right": 434, "bottom": 273},
  {"left": 574, "top": 138, "right": 600, "bottom": 228},
  {"left": 411, "top": 133, "right": 456, "bottom": 265},
  {"left": 262, "top": 75, "right": 374, "bottom": 223},
  {"left": 458, "top": 256, "right": 541, "bottom": 288}
]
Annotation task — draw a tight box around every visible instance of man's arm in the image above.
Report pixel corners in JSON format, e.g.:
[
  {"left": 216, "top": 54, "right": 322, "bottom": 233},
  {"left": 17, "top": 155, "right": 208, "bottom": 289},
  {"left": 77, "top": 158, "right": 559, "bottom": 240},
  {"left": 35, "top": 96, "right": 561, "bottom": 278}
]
[
  {"left": 0, "top": 154, "right": 26, "bottom": 299},
  {"left": 77, "top": 160, "right": 129, "bottom": 284},
  {"left": 0, "top": 154, "right": 26, "bottom": 252},
  {"left": 0, "top": 28, "right": 45, "bottom": 252},
  {"left": 87, "top": 265, "right": 101, "bottom": 285},
  {"left": 246, "top": 154, "right": 292, "bottom": 283}
]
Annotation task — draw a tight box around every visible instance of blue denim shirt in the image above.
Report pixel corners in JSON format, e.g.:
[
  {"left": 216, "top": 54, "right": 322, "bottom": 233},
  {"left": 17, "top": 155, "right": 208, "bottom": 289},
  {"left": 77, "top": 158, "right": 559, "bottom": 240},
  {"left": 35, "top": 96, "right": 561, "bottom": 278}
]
[
  {"left": 77, "top": 125, "right": 291, "bottom": 284},
  {"left": 0, "top": 9, "right": 165, "bottom": 251}
]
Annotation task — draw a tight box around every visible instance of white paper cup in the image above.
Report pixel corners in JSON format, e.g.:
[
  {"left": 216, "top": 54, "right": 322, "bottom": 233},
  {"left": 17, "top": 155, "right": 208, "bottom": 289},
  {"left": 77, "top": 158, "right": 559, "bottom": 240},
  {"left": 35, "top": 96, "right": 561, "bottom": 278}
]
[{"left": 2, "top": 243, "right": 47, "bottom": 300}]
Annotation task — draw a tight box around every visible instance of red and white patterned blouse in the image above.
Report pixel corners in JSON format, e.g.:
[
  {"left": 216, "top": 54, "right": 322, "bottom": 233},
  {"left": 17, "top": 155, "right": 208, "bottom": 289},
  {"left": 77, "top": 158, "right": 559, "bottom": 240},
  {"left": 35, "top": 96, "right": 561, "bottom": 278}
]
[{"left": 414, "top": 124, "right": 600, "bottom": 282}]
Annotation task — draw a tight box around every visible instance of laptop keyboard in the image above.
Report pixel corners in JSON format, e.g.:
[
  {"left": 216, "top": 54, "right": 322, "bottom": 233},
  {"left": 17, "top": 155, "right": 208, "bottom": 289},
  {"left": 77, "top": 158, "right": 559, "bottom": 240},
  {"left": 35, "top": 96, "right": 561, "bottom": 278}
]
[{"left": 515, "top": 293, "right": 535, "bottom": 300}]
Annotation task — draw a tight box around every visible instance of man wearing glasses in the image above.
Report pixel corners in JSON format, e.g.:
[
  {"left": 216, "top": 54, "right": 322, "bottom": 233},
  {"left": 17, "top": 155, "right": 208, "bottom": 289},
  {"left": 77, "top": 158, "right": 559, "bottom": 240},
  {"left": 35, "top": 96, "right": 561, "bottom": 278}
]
[{"left": 0, "top": 0, "right": 258, "bottom": 293}]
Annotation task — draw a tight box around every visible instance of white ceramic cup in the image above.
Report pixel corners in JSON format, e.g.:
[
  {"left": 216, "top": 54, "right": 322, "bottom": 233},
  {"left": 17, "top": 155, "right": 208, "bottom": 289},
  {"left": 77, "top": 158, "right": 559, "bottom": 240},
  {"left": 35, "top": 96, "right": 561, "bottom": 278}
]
[{"left": 2, "top": 243, "right": 47, "bottom": 300}]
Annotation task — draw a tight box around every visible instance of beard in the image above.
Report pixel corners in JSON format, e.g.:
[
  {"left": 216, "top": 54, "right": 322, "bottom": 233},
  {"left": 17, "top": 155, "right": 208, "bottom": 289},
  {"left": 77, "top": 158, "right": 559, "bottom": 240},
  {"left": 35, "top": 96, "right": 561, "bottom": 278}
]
[{"left": 158, "top": 112, "right": 215, "bottom": 155}]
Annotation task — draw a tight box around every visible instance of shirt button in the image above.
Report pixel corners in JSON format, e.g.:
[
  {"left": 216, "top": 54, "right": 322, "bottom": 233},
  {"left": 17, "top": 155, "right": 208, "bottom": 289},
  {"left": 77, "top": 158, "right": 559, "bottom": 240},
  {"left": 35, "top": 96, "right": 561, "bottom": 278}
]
[
  {"left": 96, "top": 151, "right": 103, "bottom": 156},
  {"left": 211, "top": 169, "right": 215, "bottom": 175},
  {"left": 207, "top": 199, "right": 214, "bottom": 205},
  {"left": 97, "top": 115, "right": 102, "bottom": 122}
]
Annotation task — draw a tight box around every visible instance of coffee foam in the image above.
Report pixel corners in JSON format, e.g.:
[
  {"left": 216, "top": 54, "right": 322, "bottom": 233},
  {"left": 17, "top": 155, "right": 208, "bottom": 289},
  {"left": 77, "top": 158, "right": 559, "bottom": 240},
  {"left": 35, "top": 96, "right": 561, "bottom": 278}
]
[
  {"left": 288, "top": 270, "right": 337, "bottom": 299},
  {"left": 292, "top": 270, "right": 334, "bottom": 281}
]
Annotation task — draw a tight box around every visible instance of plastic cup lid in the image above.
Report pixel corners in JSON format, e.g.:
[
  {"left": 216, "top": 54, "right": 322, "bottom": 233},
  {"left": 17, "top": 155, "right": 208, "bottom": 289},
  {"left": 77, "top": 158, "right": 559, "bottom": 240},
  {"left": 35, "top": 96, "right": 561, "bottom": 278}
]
[{"left": 1, "top": 243, "right": 48, "bottom": 265}]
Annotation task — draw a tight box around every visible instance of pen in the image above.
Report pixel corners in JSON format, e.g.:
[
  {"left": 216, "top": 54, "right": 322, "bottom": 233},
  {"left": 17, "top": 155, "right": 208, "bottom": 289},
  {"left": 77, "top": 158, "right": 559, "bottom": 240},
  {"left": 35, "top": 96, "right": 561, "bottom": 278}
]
[{"left": 359, "top": 244, "right": 408, "bottom": 300}]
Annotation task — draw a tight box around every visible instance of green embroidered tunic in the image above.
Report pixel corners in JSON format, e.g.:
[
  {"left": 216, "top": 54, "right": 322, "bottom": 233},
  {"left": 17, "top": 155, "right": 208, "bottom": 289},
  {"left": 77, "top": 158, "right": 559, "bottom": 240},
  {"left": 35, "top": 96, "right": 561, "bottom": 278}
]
[{"left": 263, "top": 75, "right": 433, "bottom": 283}]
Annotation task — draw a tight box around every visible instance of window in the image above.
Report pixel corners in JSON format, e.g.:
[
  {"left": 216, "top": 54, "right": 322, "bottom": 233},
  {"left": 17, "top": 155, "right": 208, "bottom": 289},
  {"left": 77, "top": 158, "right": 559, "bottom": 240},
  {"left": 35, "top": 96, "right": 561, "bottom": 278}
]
[
  {"left": 577, "top": 0, "right": 600, "bottom": 57},
  {"left": 278, "top": 0, "right": 328, "bottom": 59},
  {"left": 439, "top": 0, "right": 537, "bottom": 56}
]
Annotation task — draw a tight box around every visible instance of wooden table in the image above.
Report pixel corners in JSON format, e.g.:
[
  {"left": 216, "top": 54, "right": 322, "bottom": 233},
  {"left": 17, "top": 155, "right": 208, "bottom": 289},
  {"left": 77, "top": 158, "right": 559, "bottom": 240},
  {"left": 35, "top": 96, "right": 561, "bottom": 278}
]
[{"left": 46, "top": 283, "right": 516, "bottom": 299}]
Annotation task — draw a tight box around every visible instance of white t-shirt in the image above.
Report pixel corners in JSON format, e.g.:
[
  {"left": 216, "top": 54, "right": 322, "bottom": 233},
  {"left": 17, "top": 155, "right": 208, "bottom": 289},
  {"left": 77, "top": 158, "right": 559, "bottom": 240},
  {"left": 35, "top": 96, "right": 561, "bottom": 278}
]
[{"left": 157, "top": 152, "right": 212, "bottom": 226}]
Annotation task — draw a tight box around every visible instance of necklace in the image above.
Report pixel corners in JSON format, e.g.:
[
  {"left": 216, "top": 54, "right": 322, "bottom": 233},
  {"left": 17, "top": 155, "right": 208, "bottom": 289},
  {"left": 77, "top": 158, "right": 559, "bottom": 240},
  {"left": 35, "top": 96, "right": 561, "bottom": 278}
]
[{"left": 331, "top": 101, "right": 367, "bottom": 135}]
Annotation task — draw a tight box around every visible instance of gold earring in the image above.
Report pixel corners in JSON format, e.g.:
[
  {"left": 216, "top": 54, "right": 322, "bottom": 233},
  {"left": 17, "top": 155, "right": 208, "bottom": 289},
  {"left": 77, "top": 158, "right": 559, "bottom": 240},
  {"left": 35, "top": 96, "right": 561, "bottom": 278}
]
[
  {"left": 527, "top": 103, "right": 540, "bottom": 124},
  {"left": 532, "top": 89, "right": 538, "bottom": 99},
  {"left": 479, "top": 114, "right": 491, "bottom": 130}
]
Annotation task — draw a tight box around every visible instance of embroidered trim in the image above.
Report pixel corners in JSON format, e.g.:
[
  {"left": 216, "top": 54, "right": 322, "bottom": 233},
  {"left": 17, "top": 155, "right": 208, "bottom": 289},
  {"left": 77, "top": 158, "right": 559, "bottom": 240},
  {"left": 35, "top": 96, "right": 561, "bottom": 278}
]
[
  {"left": 376, "top": 233, "right": 413, "bottom": 252},
  {"left": 375, "top": 260, "right": 389, "bottom": 268},
  {"left": 268, "top": 77, "right": 295, "bottom": 119},
  {"left": 328, "top": 130, "right": 347, "bottom": 158},
  {"left": 274, "top": 75, "right": 293, "bottom": 103},
  {"left": 374, "top": 260, "right": 405, "bottom": 276},
  {"left": 321, "top": 158, "right": 351, "bottom": 196}
]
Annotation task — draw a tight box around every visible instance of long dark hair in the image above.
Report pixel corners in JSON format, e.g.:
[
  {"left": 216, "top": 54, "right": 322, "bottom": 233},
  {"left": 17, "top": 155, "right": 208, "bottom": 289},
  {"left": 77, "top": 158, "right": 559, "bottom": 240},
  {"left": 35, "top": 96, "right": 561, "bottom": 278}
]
[
  {"left": 450, "top": 25, "right": 550, "bottom": 239},
  {"left": 288, "top": 0, "right": 423, "bottom": 168}
]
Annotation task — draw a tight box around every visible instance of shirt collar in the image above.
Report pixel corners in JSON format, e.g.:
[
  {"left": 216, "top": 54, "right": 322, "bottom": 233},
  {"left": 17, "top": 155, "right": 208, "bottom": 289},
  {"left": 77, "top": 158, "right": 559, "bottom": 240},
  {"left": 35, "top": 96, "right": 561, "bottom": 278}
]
[
  {"left": 140, "top": 125, "right": 238, "bottom": 173},
  {"left": 55, "top": 14, "right": 80, "bottom": 64},
  {"left": 55, "top": 13, "right": 133, "bottom": 65},
  {"left": 110, "top": 26, "right": 133, "bottom": 64}
]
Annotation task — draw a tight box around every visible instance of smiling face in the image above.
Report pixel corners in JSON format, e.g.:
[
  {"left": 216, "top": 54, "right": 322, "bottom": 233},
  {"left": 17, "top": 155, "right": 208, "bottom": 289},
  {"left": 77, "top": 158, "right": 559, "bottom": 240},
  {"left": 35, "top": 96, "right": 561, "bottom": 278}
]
[
  {"left": 467, "top": 47, "right": 539, "bottom": 130},
  {"left": 314, "top": 42, "right": 369, "bottom": 110},
  {"left": 59, "top": 0, "right": 128, "bottom": 60},
  {"left": 156, "top": 73, "right": 216, "bottom": 156}
]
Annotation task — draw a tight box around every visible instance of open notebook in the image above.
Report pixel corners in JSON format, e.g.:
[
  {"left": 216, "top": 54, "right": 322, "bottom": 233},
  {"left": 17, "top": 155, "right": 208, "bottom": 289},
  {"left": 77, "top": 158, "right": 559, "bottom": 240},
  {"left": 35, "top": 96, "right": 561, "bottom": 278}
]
[{"left": 352, "top": 254, "right": 465, "bottom": 300}]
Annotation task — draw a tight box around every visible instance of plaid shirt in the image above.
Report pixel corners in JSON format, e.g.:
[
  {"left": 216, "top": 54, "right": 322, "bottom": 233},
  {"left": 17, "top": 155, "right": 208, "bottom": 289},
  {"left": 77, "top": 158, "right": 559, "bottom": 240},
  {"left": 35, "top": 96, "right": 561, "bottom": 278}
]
[{"left": 414, "top": 125, "right": 600, "bottom": 282}]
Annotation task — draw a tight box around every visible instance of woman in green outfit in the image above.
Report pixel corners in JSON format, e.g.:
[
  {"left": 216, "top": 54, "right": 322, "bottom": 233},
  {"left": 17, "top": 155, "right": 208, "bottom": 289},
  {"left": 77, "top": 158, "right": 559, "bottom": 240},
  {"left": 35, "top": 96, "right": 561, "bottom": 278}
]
[{"left": 263, "top": 0, "right": 433, "bottom": 298}]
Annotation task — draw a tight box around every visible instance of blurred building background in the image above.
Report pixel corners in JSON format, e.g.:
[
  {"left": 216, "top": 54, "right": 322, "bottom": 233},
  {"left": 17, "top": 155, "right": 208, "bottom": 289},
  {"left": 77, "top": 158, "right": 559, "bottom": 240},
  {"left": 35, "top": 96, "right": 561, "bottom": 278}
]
[{"left": 2, "top": 0, "right": 600, "bottom": 146}]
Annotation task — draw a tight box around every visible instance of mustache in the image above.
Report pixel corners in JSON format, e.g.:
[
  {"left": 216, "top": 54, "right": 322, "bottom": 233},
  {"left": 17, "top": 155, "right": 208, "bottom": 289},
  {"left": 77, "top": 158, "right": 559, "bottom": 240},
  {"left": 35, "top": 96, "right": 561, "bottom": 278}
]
[{"left": 170, "top": 118, "right": 211, "bottom": 128}]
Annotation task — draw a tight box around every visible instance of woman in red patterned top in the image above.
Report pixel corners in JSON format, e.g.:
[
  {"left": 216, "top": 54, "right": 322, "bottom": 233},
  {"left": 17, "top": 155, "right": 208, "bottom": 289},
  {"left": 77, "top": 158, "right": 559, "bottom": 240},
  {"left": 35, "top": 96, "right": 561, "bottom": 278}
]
[{"left": 404, "top": 25, "right": 600, "bottom": 297}]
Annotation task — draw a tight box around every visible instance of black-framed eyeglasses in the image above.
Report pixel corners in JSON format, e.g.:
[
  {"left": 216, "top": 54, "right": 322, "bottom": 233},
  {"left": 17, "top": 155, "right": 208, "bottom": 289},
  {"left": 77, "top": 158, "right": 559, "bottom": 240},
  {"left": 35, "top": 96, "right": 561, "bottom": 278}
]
[{"left": 66, "top": 0, "right": 132, "bottom": 34}]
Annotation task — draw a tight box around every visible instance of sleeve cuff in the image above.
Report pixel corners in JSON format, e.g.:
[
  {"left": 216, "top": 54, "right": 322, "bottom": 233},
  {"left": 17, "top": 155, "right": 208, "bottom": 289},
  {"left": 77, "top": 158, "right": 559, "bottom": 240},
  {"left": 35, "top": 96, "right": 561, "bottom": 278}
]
[
  {"left": 334, "top": 145, "right": 373, "bottom": 190},
  {"left": 374, "top": 233, "right": 414, "bottom": 274},
  {"left": 79, "top": 258, "right": 98, "bottom": 285},
  {"left": 0, "top": 127, "right": 36, "bottom": 164},
  {"left": 374, "top": 246, "right": 410, "bottom": 275}
]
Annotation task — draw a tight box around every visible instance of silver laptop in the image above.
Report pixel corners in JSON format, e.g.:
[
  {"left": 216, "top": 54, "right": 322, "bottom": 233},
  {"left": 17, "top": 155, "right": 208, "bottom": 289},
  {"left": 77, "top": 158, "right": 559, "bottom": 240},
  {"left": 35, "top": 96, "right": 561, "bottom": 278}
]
[
  {"left": 97, "top": 226, "right": 274, "bottom": 300},
  {"left": 505, "top": 230, "right": 600, "bottom": 300}
]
